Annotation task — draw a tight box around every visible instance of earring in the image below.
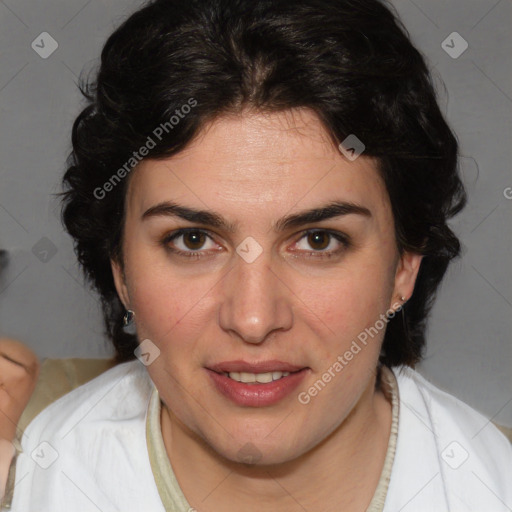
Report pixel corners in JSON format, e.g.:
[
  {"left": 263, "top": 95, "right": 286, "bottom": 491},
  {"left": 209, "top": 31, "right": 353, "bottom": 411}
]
[
  {"left": 123, "top": 309, "right": 135, "bottom": 326},
  {"left": 400, "top": 295, "right": 406, "bottom": 303},
  {"left": 123, "top": 310, "right": 136, "bottom": 335}
]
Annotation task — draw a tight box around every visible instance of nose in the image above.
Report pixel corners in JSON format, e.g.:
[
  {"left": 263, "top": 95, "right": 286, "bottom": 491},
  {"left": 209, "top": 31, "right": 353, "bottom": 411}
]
[{"left": 218, "top": 252, "right": 293, "bottom": 344}]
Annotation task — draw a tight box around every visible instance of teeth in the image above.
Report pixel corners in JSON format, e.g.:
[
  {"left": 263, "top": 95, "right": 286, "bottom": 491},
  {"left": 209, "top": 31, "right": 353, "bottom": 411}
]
[
  {"left": 240, "top": 372, "right": 256, "bottom": 383},
  {"left": 226, "top": 371, "right": 291, "bottom": 383}
]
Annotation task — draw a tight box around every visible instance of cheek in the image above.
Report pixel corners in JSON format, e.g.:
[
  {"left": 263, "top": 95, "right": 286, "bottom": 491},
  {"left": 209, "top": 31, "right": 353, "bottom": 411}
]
[
  {"left": 127, "top": 265, "right": 217, "bottom": 349},
  {"left": 300, "top": 264, "right": 393, "bottom": 338}
]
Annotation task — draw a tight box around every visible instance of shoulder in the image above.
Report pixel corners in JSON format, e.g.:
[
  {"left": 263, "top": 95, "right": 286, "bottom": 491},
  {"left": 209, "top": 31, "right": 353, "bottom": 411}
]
[
  {"left": 10, "top": 360, "right": 162, "bottom": 511},
  {"left": 396, "top": 366, "right": 511, "bottom": 450},
  {"left": 22, "top": 359, "right": 152, "bottom": 443},
  {"left": 387, "top": 366, "right": 512, "bottom": 511},
  {"left": 18, "top": 357, "right": 117, "bottom": 432}
]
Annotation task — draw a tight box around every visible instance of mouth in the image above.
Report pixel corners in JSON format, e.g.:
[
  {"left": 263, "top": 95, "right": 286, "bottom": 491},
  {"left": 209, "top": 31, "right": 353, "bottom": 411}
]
[{"left": 206, "top": 360, "right": 309, "bottom": 407}]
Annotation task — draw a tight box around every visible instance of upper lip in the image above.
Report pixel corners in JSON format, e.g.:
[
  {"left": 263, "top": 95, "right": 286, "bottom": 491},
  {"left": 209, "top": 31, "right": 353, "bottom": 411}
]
[{"left": 207, "top": 360, "right": 307, "bottom": 373}]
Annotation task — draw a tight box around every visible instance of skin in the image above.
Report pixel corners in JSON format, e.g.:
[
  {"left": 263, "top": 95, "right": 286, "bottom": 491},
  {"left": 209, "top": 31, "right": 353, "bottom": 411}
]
[
  {"left": 112, "top": 108, "right": 422, "bottom": 511},
  {"left": 0, "top": 338, "right": 40, "bottom": 499}
]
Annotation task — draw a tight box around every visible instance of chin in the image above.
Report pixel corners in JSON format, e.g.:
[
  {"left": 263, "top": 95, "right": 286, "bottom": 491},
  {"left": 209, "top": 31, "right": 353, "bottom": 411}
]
[{"left": 205, "top": 427, "right": 308, "bottom": 467}]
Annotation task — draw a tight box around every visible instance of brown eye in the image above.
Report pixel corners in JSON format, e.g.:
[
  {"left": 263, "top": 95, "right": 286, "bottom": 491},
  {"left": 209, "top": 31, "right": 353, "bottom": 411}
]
[
  {"left": 183, "top": 231, "right": 207, "bottom": 250},
  {"left": 164, "top": 229, "right": 220, "bottom": 258},
  {"left": 307, "top": 231, "right": 330, "bottom": 250},
  {"left": 291, "top": 229, "right": 349, "bottom": 258}
]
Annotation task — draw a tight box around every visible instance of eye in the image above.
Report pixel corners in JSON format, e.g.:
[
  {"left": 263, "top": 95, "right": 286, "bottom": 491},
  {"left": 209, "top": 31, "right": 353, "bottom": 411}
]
[
  {"left": 0, "top": 352, "right": 27, "bottom": 371},
  {"left": 291, "top": 229, "right": 349, "bottom": 257},
  {"left": 162, "top": 228, "right": 221, "bottom": 258}
]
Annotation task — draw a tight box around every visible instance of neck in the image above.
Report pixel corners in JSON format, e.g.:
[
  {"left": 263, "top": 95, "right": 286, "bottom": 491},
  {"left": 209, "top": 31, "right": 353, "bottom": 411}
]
[{"left": 160, "top": 373, "right": 392, "bottom": 512}]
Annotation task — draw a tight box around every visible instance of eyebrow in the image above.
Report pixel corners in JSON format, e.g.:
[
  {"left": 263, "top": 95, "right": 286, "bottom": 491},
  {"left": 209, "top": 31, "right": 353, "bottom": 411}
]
[{"left": 141, "top": 200, "right": 371, "bottom": 232}]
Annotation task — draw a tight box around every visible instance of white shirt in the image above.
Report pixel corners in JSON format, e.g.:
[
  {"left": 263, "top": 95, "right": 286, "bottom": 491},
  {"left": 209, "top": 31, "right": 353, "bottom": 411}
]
[{"left": 6, "top": 361, "right": 512, "bottom": 512}]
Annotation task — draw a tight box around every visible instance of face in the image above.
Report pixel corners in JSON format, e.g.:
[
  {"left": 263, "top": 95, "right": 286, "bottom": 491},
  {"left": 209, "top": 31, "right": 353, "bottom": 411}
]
[{"left": 112, "top": 109, "right": 421, "bottom": 465}]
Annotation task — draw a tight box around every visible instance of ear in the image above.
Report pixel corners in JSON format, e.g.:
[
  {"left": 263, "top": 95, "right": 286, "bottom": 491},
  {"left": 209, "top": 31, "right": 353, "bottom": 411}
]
[
  {"left": 110, "top": 258, "right": 130, "bottom": 310},
  {"left": 391, "top": 251, "right": 423, "bottom": 307}
]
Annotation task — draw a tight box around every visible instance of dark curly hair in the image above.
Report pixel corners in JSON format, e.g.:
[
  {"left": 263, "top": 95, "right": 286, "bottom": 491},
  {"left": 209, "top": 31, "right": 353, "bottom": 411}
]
[{"left": 61, "top": 0, "right": 466, "bottom": 366}]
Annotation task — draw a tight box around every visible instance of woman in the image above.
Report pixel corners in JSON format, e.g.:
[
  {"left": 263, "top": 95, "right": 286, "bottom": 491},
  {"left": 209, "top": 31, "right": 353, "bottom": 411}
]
[{"left": 6, "top": 0, "right": 512, "bottom": 510}]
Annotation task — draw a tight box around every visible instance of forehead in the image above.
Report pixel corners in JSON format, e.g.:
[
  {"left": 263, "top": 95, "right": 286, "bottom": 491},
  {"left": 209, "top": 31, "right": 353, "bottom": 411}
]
[{"left": 126, "top": 109, "right": 390, "bottom": 221}]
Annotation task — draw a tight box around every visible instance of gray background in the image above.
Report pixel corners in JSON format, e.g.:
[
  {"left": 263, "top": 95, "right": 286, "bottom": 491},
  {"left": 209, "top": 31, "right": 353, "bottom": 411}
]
[{"left": 0, "top": 0, "right": 511, "bottom": 427}]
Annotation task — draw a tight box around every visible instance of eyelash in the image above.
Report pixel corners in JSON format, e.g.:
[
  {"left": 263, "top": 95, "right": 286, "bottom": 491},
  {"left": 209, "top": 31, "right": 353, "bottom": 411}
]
[{"left": 161, "top": 228, "right": 350, "bottom": 260}]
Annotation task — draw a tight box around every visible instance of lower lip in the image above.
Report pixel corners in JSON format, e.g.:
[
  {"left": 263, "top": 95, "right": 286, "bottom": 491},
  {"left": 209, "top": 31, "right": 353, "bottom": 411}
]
[{"left": 206, "top": 368, "right": 309, "bottom": 407}]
